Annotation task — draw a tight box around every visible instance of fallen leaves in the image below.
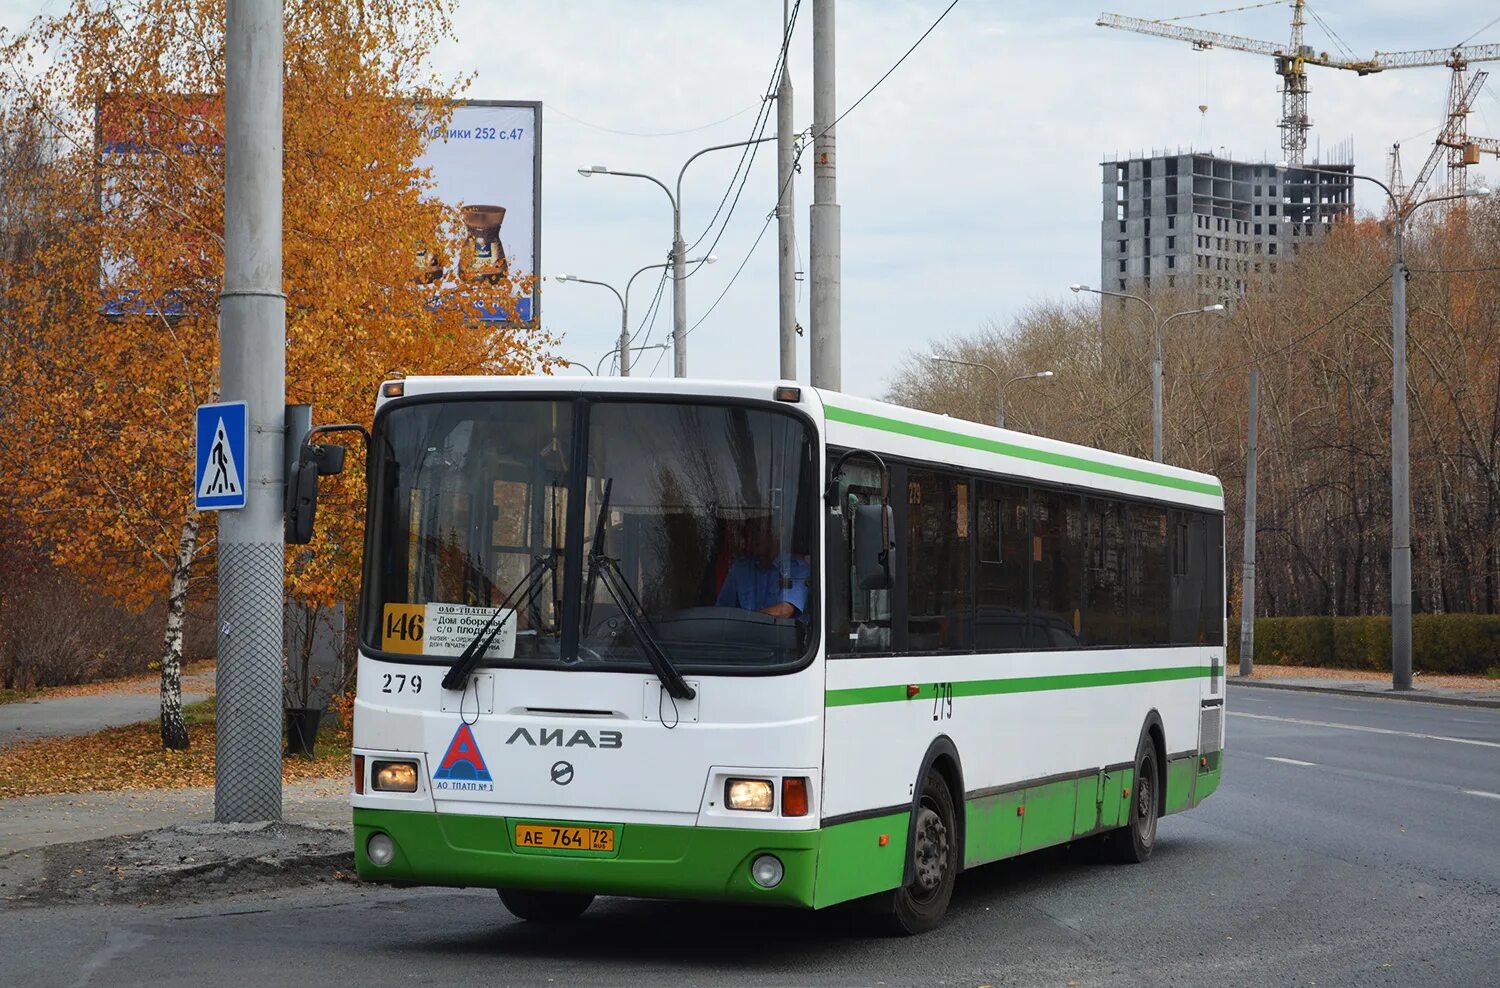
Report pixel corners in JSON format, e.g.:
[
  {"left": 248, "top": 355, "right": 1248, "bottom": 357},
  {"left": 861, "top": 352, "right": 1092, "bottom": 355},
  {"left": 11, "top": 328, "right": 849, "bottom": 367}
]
[{"left": 0, "top": 698, "right": 350, "bottom": 799}]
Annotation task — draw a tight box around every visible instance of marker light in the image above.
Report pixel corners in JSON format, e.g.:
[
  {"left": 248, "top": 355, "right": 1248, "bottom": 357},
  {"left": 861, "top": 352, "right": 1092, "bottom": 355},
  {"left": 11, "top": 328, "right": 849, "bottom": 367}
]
[
  {"left": 353, "top": 754, "right": 365, "bottom": 795},
  {"left": 372, "top": 761, "right": 419, "bottom": 793},
  {"left": 367, "top": 833, "right": 396, "bottom": 867},
  {"left": 751, "top": 854, "right": 784, "bottom": 888},
  {"left": 726, "top": 778, "right": 774, "bottom": 812},
  {"left": 781, "top": 777, "right": 809, "bottom": 817},
  {"left": 381, "top": 381, "right": 404, "bottom": 398}
]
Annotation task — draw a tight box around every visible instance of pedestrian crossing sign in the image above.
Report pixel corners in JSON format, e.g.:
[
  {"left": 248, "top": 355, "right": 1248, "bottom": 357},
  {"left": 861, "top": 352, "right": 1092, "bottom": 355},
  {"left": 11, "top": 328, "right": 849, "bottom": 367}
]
[{"left": 195, "top": 401, "right": 248, "bottom": 511}]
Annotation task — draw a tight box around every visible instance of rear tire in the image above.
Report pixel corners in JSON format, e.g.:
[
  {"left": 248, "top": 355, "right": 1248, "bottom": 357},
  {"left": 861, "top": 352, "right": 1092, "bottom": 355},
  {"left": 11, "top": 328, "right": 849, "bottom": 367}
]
[
  {"left": 1101, "top": 732, "right": 1160, "bottom": 864},
  {"left": 497, "top": 887, "right": 595, "bottom": 922},
  {"left": 877, "top": 771, "right": 959, "bottom": 936}
]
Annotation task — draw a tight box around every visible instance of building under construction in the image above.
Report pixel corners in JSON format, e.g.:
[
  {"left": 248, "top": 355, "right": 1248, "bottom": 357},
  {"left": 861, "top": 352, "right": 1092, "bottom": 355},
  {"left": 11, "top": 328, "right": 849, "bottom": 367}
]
[{"left": 1101, "top": 150, "right": 1354, "bottom": 303}]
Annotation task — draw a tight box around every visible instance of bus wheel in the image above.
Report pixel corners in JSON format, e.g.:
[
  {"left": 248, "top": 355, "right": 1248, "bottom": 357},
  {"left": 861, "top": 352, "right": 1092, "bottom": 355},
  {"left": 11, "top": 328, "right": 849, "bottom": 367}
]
[
  {"left": 880, "top": 771, "right": 958, "bottom": 935},
  {"left": 1101, "top": 733, "right": 1159, "bottom": 864},
  {"left": 497, "top": 888, "right": 595, "bottom": 922}
]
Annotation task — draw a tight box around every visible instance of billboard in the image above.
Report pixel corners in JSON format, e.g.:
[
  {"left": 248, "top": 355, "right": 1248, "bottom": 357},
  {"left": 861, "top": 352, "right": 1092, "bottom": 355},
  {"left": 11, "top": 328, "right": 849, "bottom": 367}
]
[{"left": 416, "top": 101, "right": 542, "bottom": 324}]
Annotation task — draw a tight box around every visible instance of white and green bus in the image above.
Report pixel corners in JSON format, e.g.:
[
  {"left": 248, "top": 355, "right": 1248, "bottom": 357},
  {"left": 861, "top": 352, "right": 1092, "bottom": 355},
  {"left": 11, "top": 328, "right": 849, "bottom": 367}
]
[{"left": 297, "top": 376, "right": 1225, "bottom": 934}]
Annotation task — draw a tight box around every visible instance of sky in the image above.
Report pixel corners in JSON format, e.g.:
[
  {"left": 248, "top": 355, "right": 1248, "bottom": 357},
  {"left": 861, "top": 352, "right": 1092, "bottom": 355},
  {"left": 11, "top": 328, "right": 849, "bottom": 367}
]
[{"left": 4, "top": 0, "right": 1499, "bottom": 396}]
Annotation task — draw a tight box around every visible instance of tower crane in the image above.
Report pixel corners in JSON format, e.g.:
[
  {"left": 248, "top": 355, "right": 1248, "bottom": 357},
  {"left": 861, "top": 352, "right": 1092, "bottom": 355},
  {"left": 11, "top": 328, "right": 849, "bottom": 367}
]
[{"left": 1098, "top": 1, "right": 1500, "bottom": 165}]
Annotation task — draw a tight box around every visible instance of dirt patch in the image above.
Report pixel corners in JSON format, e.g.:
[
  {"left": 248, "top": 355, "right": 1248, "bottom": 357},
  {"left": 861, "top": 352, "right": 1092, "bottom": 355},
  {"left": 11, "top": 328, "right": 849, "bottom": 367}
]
[
  {"left": 0, "top": 822, "right": 356, "bottom": 908},
  {"left": 1242, "top": 664, "right": 1496, "bottom": 690}
]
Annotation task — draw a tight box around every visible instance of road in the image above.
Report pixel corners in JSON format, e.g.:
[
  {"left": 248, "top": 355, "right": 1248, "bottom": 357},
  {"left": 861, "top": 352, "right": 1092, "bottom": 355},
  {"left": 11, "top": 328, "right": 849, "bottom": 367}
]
[{"left": 3, "top": 687, "right": 1497, "bottom": 987}]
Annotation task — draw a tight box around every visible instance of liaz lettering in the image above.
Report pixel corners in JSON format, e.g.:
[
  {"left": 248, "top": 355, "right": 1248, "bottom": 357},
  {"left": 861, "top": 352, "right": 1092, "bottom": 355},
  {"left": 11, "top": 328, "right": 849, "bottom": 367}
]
[{"left": 506, "top": 727, "right": 622, "bottom": 749}]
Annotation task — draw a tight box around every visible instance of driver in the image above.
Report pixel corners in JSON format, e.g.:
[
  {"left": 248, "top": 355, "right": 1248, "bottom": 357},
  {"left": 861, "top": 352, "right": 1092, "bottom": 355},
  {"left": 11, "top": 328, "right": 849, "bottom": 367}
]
[{"left": 715, "top": 516, "right": 809, "bottom": 619}]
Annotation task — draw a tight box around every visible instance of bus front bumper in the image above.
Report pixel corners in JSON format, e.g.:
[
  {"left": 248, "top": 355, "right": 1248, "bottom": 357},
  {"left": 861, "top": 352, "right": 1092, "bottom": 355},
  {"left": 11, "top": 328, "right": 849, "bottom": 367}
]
[{"left": 354, "top": 807, "right": 820, "bottom": 907}]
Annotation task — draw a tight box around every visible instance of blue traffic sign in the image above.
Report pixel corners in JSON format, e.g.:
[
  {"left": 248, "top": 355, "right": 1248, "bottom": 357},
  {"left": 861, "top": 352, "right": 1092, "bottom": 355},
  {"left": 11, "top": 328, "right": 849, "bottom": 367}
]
[{"left": 195, "top": 401, "right": 248, "bottom": 511}]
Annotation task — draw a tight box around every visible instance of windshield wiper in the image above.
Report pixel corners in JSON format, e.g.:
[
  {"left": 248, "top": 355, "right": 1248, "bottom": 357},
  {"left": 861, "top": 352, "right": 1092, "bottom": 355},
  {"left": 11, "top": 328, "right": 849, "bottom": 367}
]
[
  {"left": 584, "top": 479, "right": 696, "bottom": 701},
  {"left": 441, "top": 553, "right": 555, "bottom": 691}
]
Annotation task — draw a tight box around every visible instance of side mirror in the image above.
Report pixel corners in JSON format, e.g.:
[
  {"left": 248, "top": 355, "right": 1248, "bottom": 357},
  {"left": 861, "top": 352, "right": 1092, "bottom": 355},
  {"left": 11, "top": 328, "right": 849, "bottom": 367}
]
[
  {"left": 286, "top": 452, "right": 320, "bottom": 545},
  {"left": 282, "top": 423, "right": 370, "bottom": 546},
  {"left": 853, "top": 502, "right": 893, "bottom": 590},
  {"left": 314, "top": 442, "right": 346, "bottom": 476}
]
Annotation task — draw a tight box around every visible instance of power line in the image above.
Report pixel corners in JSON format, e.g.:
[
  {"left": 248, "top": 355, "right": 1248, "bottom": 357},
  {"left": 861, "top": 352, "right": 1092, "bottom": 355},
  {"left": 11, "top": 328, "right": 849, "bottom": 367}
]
[
  {"left": 817, "top": 0, "right": 960, "bottom": 140},
  {"left": 684, "top": 210, "right": 776, "bottom": 339},
  {"left": 685, "top": 0, "right": 801, "bottom": 256},
  {"left": 546, "top": 102, "right": 758, "bottom": 138}
]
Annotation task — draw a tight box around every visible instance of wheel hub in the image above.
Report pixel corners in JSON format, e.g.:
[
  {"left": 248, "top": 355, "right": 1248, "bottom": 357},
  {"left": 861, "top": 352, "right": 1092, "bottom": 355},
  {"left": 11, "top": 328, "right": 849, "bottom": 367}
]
[{"left": 912, "top": 805, "right": 950, "bottom": 893}]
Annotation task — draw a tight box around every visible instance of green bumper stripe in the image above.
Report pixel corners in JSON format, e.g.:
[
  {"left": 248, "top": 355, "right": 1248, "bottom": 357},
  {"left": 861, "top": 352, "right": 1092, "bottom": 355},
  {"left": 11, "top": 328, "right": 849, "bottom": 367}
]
[
  {"left": 827, "top": 664, "right": 1211, "bottom": 708},
  {"left": 356, "top": 808, "right": 822, "bottom": 906},
  {"left": 824, "top": 404, "right": 1223, "bottom": 497}
]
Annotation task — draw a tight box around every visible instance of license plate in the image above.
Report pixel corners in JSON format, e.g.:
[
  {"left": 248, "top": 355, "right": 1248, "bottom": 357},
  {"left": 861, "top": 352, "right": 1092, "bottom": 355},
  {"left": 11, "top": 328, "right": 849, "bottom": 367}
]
[{"left": 514, "top": 823, "right": 616, "bottom": 853}]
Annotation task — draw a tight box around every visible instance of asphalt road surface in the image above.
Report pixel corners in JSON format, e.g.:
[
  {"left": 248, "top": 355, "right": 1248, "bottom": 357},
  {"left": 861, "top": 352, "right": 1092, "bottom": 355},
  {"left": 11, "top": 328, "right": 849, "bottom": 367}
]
[{"left": 4, "top": 687, "right": 1497, "bottom": 987}]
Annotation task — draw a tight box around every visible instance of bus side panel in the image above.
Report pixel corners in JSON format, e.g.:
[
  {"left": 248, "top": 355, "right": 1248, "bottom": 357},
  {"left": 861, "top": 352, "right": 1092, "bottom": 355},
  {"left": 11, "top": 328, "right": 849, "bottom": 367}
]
[{"left": 812, "top": 811, "right": 910, "bottom": 909}]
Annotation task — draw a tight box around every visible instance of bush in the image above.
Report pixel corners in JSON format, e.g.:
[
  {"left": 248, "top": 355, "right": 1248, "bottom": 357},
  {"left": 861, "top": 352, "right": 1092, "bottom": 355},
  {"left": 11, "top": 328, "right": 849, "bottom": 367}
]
[{"left": 1230, "top": 614, "right": 1500, "bottom": 676}]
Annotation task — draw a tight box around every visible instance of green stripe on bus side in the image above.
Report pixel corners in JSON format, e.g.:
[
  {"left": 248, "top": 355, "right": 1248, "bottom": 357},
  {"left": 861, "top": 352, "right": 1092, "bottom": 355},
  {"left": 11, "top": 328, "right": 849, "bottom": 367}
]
[
  {"left": 823, "top": 404, "right": 1223, "bottom": 497},
  {"left": 825, "top": 664, "right": 1211, "bottom": 708}
]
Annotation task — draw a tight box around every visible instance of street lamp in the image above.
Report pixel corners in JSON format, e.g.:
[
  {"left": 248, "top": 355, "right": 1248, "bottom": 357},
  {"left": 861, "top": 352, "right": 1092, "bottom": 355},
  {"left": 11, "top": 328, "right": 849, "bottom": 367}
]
[
  {"left": 553, "top": 255, "right": 716, "bottom": 376},
  {"left": 926, "top": 354, "right": 1055, "bottom": 429},
  {"left": 1071, "top": 284, "right": 1224, "bottom": 462},
  {"left": 578, "top": 136, "right": 773, "bottom": 378},
  {"left": 594, "top": 343, "right": 670, "bottom": 377},
  {"left": 1277, "top": 161, "right": 1493, "bottom": 692}
]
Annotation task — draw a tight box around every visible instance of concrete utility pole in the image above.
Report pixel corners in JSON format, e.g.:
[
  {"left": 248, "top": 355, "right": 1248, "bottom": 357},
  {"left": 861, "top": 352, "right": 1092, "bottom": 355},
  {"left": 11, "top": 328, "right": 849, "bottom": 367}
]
[
  {"left": 217, "top": 0, "right": 285, "bottom": 823},
  {"left": 809, "top": 0, "right": 840, "bottom": 391},
  {"left": 1284, "top": 163, "right": 1491, "bottom": 691},
  {"left": 776, "top": 0, "right": 798, "bottom": 381},
  {"left": 1239, "top": 367, "right": 1259, "bottom": 678}
]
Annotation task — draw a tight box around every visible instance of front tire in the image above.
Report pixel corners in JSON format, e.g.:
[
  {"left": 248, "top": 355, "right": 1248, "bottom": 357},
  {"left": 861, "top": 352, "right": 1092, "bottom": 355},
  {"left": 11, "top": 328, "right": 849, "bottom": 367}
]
[
  {"left": 497, "top": 887, "right": 595, "bottom": 922},
  {"left": 879, "top": 771, "right": 959, "bottom": 935},
  {"left": 1101, "top": 732, "right": 1160, "bottom": 864}
]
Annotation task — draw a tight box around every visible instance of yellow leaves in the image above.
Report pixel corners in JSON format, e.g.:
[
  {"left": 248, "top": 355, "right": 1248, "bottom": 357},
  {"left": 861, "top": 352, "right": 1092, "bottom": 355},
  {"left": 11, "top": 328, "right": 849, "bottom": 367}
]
[{"left": 2, "top": 0, "right": 556, "bottom": 613}]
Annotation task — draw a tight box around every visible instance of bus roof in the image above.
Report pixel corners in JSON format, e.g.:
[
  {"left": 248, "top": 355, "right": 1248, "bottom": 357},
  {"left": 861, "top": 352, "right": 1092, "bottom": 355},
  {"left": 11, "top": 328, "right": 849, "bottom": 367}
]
[{"left": 382, "top": 376, "right": 1224, "bottom": 509}]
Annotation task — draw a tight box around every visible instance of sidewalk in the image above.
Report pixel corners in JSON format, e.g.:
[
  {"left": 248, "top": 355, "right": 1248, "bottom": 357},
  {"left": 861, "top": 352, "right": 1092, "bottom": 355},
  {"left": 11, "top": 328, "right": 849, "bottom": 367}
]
[
  {"left": 1229, "top": 670, "right": 1500, "bottom": 709},
  {"left": 0, "top": 777, "right": 349, "bottom": 856},
  {"left": 0, "top": 669, "right": 215, "bottom": 747}
]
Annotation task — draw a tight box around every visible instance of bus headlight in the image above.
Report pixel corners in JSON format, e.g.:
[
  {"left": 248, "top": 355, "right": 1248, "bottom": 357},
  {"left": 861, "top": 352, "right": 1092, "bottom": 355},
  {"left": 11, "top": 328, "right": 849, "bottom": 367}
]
[
  {"left": 372, "top": 761, "right": 419, "bottom": 792},
  {"left": 725, "top": 778, "right": 774, "bottom": 812},
  {"left": 751, "top": 854, "right": 784, "bottom": 888},
  {"left": 367, "top": 833, "right": 396, "bottom": 867}
]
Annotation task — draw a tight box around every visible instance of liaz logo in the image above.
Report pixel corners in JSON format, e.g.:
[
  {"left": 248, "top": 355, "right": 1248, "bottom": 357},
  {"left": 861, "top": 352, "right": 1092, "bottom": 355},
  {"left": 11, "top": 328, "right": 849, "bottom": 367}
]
[{"left": 506, "top": 727, "right": 622, "bottom": 749}]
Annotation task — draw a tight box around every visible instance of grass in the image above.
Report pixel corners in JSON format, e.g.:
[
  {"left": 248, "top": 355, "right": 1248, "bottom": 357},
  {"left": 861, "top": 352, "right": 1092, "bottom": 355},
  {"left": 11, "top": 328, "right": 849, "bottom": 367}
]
[
  {"left": 0, "top": 687, "right": 40, "bottom": 706},
  {"left": 0, "top": 697, "right": 352, "bottom": 799}
]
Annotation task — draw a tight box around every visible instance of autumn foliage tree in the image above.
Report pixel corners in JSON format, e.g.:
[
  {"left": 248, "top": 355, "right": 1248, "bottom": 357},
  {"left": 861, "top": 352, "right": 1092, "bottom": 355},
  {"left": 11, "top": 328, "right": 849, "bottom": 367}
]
[
  {"left": 891, "top": 201, "right": 1500, "bottom": 629},
  {"left": 0, "top": 0, "right": 556, "bottom": 748}
]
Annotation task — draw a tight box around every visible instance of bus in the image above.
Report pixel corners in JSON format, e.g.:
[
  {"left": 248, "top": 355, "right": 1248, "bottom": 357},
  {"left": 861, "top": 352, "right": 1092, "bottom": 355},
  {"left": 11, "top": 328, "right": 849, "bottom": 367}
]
[{"left": 294, "top": 376, "right": 1226, "bottom": 935}]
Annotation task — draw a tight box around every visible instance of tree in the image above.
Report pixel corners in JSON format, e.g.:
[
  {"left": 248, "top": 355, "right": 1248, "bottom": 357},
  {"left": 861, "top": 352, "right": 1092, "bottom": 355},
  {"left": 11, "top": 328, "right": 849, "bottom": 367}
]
[{"left": 0, "top": 0, "right": 556, "bottom": 748}]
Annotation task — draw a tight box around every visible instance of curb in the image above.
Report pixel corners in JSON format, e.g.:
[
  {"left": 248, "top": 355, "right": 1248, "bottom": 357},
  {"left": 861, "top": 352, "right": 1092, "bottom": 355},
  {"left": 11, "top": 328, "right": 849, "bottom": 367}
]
[{"left": 1228, "top": 677, "right": 1500, "bottom": 710}]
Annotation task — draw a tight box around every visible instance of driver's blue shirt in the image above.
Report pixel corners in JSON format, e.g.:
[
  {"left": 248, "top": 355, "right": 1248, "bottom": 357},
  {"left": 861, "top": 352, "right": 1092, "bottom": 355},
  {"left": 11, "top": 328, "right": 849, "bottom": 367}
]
[{"left": 716, "top": 554, "right": 810, "bottom": 616}]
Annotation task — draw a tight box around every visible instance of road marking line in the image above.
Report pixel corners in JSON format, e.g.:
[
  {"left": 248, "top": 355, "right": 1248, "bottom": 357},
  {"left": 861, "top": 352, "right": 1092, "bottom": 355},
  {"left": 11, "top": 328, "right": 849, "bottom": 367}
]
[
  {"left": 1229, "top": 711, "right": 1500, "bottom": 750},
  {"left": 1264, "top": 756, "right": 1317, "bottom": 767},
  {"left": 1462, "top": 789, "right": 1500, "bottom": 800}
]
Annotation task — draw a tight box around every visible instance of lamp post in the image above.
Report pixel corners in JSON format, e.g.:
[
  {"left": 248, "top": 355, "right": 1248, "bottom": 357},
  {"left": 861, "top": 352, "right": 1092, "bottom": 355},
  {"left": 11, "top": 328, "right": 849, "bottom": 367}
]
[
  {"left": 1278, "top": 162, "right": 1493, "bottom": 692},
  {"left": 578, "top": 136, "right": 773, "bottom": 378},
  {"left": 1070, "top": 284, "right": 1223, "bottom": 462},
  {"left": 926, "top": 354, "right": 1054, "bottom": 429},
  {"left": 554, "top": 255, "right": 715, "bottom": 376}
]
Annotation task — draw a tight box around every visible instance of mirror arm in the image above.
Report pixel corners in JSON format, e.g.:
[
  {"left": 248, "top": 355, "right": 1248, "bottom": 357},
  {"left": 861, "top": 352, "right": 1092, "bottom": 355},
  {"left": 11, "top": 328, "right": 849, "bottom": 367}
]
[{"left": 824, "top": 448, "right": 890, "bottom": 506}]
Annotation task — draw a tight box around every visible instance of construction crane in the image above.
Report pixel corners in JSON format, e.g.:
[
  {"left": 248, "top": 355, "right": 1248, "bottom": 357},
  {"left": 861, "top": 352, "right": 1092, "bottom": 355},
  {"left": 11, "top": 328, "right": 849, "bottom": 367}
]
[
  {"left": 1098, "top": 1, "right": 1500, "bottom": 164},
  {"left": 1396, "top": 68, "right": 1497, "bottom": 205}
]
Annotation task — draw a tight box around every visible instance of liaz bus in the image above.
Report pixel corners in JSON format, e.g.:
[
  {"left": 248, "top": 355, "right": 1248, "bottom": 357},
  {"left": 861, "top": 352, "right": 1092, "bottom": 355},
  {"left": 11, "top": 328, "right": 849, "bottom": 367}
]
[{"left": 290, "top": 376, "right": 1225, "bottom": 934}]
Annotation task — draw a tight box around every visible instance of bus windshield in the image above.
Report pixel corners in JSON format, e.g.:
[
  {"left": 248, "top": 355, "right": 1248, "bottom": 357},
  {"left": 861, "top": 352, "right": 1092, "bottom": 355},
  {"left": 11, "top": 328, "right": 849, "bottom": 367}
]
[{"left": 364, "top": 396, "right": 818, "bottom": 673}]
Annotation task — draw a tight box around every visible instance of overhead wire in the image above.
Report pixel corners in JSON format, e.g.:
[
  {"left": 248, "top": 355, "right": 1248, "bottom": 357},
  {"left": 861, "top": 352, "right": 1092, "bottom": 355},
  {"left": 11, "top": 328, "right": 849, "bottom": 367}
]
[
  {"left": 687, "top": 0, "right": 962, "bottom": 343},
  {"left": 546, "top": 102, "right": 759, "bottom": 138},
  {"left": 684, "top": 0, "right": 800, "bottom": 258}
]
